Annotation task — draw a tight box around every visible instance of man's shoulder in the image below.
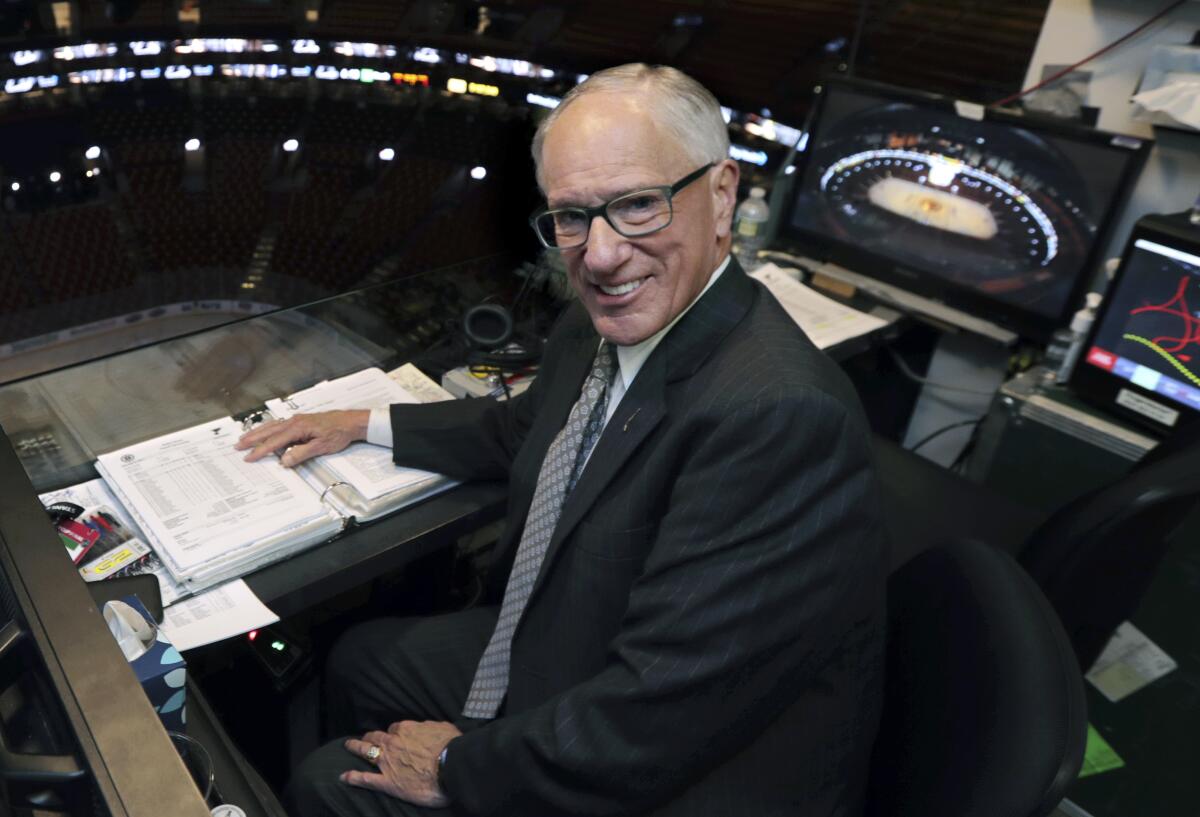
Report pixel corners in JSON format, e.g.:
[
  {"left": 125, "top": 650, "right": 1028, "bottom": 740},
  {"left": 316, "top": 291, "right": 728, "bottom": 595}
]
[{"left": 701, "top": 286, "right": 868, "bottom": 423}]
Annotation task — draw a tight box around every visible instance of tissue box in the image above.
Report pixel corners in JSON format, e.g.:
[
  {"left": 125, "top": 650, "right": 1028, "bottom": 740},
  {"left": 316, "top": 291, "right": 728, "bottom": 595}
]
[{"left": 118, "top": 595, "right": 187, "bottom": 731}]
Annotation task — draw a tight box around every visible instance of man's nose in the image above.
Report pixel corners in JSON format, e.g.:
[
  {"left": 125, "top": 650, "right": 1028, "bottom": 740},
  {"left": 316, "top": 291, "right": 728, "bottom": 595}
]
[{"left": 583, "top": 215, "right": 629, "bottom": 271}]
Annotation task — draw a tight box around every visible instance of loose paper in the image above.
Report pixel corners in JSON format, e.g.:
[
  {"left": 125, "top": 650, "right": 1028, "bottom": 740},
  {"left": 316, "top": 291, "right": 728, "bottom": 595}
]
[
  {"left": 388, "top": 363, "right": 455, "bottom": 403},
  {"left": 1086, "top": 621, "right": 1177, "bottom": 703},
  {"left": 751, "top": 264, "right": 888, "bottom": 350},
  {"left": 159, "top": 579, "right": 279, "bottom": 652}
]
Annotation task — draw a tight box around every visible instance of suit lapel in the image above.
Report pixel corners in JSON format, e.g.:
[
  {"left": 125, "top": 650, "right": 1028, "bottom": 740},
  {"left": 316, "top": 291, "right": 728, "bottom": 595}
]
[{"left": 528, "top": 259, "right": 759, "bottom": 597}]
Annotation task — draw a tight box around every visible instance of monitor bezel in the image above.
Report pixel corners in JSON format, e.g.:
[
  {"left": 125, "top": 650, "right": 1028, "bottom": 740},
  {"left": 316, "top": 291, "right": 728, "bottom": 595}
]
[
  {"left": 777, "top": 77, "right": 1151, "bottom": 343},
  {"left": 1069, "top": 213, "right": 1200, "bottom": 436}
]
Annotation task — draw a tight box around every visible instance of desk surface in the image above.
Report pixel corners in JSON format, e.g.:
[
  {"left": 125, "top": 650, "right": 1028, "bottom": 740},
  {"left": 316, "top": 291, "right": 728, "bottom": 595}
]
[{"left": 248, "top": 480, "right": 507, "bottom": 618}]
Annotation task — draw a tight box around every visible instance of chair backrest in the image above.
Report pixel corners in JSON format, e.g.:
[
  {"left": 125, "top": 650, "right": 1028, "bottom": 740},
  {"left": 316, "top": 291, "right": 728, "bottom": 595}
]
[
  {"left": 1019, "top": 437, "right": 1200, "bottom": 670},
  {"left": 866, "top": 538, "right": 1086, "bottom": 817}
]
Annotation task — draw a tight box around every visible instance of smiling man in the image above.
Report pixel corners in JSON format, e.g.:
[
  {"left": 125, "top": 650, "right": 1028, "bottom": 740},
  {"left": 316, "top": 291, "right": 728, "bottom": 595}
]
[{"left": 251, "top": 64, "right": 887, "bottom": 817}]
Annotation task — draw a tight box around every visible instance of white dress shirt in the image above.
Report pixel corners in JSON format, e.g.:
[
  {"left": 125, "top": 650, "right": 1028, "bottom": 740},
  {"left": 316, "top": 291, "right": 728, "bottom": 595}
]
[{"left": 366, "top": 255, "right": 731, "bottom": 448}]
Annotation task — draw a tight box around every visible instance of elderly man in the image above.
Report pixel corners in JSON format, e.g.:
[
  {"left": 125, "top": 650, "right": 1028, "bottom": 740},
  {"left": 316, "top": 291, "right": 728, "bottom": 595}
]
[{"left": 241, "top": 63, "right": 886, "bottom": 817}]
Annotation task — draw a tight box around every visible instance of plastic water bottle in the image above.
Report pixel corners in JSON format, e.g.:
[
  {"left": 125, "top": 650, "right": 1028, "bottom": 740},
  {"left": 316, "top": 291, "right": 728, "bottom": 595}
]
[
  {"left": 1056, "top": 292, "right": 1103, "bottom": 384},
  {"left": 734, "top": 187, "right": 769, "bottom": 270}
]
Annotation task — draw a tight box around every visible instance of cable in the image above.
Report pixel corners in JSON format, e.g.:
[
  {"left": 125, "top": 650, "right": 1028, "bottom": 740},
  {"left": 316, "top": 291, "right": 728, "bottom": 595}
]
[
  {"left": 949, "top": 417, "right": 986, "bottom": 474},
  {"left": 886, "top": 346, "right": 997, "bottom": 398},
  {"left": 990, "top": 0, "right": 1187, "bottom": 108},
  {"left": 907, "top": 418, "right": 984, "bottom": 455}
]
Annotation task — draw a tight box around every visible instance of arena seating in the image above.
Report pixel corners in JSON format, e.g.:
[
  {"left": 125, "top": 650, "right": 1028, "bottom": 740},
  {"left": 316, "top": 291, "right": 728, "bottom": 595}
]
[{"left": 0, "top": 83, "right": 527, "bottom": 347}]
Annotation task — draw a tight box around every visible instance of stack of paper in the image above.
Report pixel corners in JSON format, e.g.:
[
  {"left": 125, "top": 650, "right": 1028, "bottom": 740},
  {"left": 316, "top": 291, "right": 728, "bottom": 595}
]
[
  {"left": 750, "top": 263, "right": 888, "bottom": 349},
  {"left": 95, "top": 416, "right": 345, "bottom": 591}
]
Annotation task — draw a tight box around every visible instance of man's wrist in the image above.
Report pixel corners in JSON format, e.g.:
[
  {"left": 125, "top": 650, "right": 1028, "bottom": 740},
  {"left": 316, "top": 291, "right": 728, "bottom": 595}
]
[{"left": 436, "top": 744, "right": 450, "bottom": 798}]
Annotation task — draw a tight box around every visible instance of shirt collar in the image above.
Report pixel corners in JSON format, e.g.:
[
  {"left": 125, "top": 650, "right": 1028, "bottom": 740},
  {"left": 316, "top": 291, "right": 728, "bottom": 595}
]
[{"left": 613, "top": 254, "right": 731, "bottom": 390}]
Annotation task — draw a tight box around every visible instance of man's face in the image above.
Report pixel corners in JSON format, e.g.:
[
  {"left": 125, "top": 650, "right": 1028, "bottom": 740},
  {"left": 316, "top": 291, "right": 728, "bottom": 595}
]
[{"left": 540, "top": 93, "right": 737, "bottom": 346}]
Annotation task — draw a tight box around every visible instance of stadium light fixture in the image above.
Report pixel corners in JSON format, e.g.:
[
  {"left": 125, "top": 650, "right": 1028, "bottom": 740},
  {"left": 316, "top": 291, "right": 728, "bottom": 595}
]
[
  {"left": 49, "top": 171, "right": 61, "bottom": 183},
  {"left": 85, "top": 145, "right": 101, "bottom": 160},
  {"left": 470, "top": 166, "right": 487, "bottom": 180},
  {"left": 185, "top": 138, "right": 201, "bottom": 152},
  {"left": 9, "top": 182, "right": 18, "bottom": 192},
  {"left": 283, "top": 138, "right": 300, "bottom": 153},
  {"left": 378, "top": 148, "right": 395, "bottom": 162}
]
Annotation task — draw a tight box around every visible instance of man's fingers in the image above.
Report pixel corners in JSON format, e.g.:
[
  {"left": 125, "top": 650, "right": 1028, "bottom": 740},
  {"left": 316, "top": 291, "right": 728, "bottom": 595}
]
[
  {"left": 386, "top": 720, "right": 416, "bottom": 735},
  {"left": 278, "top": 440, "right": 323, "bottom": 468},
  {"left": 340, "top": 769, "right": 391, "bottom": 793},
  {"left": 235, "top": 419, "right": 285, "bottom": 448},
  {"left": 360, "top": 730, "right": 392, "bottom": 747},
  {"left": 343, "top": 737, "right": 375, "bottom": 760},
  {"left": 240, "top": 424, "right": 309, "bottom": 463}
]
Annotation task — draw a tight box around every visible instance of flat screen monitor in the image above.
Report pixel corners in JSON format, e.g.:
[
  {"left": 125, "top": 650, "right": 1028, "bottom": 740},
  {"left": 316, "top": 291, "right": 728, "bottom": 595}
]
[
  {"left": 1070, "top": 213, "right": 1200, "bottom": 435},
  {"left": 781, "top": 78, "right": 1149, "bottom": 340}
]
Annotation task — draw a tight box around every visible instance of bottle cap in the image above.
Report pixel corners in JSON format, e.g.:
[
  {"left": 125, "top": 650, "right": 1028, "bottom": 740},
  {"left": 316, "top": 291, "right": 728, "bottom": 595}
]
[
  {"left": 749, "top": 186, "right": 766, "bottom": 198},
  {"left": 211, "top": 806, "right": 247, "bottom": 817},
  {"left": 1070, "top": 292, "right": 1103, "bottom": 332}
]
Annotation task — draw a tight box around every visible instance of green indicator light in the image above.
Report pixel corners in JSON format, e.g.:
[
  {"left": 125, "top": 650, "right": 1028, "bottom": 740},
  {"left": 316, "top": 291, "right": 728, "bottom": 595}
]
[{"left": 271, "top": 640, "right": 286, "bottom": 652}]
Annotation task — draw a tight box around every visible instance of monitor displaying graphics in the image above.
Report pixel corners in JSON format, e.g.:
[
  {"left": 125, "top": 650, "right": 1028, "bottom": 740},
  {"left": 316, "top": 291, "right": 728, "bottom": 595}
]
[
  {"left": 783, "top": 79, "right": 1149, "bottom": 340},
  {"left": 1071, "top": 213, "right": 1200, "bottom": 434}
]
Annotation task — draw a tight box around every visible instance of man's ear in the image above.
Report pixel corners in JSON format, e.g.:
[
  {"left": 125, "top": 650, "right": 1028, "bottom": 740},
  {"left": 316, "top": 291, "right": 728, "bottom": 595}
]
[{"left": 711, "top": 159, "right": 740, "bottom": 239}]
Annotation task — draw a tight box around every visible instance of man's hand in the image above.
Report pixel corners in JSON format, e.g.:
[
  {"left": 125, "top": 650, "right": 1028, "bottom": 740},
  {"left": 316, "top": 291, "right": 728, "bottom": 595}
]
[
  {"left": 235, "top": 410, "right": 370, "bottom": 467},
  {"left": 342, "top": 720, "right": 461, "bottom": 807}
]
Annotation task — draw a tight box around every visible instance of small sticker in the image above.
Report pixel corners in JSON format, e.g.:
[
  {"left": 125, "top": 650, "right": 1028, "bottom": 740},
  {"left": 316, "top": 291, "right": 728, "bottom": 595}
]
[{"left": 1116, "top": 388, "right": 1179, "bottom": 427}]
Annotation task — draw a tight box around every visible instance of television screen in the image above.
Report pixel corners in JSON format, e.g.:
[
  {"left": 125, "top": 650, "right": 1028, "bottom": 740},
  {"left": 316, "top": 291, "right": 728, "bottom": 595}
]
[
  {"left": 783, "top": 79, "right": 1148, "bottom": 340},
  {"left": 1071, "top": 213, "right": 1200, "bottom": 433}
]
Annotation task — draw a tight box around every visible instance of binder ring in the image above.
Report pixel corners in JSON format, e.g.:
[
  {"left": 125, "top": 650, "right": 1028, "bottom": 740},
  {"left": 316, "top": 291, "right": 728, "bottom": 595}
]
[{"left": 320, "top": 481, "right": 350, "bottom": 504}]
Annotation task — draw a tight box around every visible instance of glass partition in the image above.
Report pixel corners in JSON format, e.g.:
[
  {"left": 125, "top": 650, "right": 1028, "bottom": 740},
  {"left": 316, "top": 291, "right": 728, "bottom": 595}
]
[{"left": 0, "top": 253, "right": 546, "bottom": 491}]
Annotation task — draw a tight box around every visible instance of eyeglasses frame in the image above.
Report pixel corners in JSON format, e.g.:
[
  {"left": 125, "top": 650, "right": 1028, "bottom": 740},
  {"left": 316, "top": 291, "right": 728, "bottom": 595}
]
[{"left": 530, "top": 162, "right": 716, "bottom": 250}]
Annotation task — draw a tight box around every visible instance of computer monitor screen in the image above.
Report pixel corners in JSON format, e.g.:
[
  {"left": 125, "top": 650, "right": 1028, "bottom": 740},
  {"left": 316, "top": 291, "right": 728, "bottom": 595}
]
[
  {"left": 1071, "top": 214, "right": 1200, "bottom": 433},
  {"left": 783, "top": 79, "right": 1148, "bottom": 339}
]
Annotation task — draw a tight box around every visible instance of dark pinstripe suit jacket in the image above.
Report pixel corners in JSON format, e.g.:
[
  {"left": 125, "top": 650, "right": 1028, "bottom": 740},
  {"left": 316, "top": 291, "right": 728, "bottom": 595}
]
[{"left": 389, "top": 259, "right": 887, "bottom": 817}]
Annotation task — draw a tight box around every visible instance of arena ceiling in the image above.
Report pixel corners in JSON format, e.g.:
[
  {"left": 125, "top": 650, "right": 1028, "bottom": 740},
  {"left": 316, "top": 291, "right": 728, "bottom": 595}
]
[{"left": 4, "top": 0, "right": 1051, "bottom": 126}]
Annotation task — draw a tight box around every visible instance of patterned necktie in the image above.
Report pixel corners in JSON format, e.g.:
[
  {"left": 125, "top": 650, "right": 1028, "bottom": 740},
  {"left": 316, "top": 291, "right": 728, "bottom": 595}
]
[{"left": 463, "top": 342, "right": 618, "bottom": 719}]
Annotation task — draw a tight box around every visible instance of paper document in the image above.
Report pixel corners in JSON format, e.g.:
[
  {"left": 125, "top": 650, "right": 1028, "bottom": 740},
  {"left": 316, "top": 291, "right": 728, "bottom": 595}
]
[
  {"left": 96, "top": 417, "right": 335, "bottom": 572},
  {"left": 751, "top": 263, "right": 888, "bottom": 349},
  {"left": 1086, "top": 621, "right": 1177, "bottom": 703},
  {"left": 388, "top": 363, "right": 455, "bottom": 403},
  {"left": 266, "top": 368, "right": 441, "bottom": 503},
  {"left": 159, "top": 579, "right": 279, "bottom": 652},
  {"left": 39, "top": 478, "right": 192, "bottom": 606}
]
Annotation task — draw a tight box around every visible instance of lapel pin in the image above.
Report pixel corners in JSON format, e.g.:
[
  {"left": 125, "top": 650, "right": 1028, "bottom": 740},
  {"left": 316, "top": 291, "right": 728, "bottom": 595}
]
[{"left": 623, "top": 408, "right": 641, "bottom": 432}]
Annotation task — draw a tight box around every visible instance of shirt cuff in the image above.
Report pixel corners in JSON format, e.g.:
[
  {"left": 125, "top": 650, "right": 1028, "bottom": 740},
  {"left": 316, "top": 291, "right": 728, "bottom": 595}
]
[{"left": 366, "top": 408, "right": 394, "bottom": 448}]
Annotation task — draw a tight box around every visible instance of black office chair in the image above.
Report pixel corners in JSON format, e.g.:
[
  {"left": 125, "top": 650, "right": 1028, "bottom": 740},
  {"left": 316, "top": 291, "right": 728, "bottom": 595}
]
[
  {"left": 1019, "top": 436, "right": 1200, "bottom": 670},
  {"left": 866, "top": 538, "right": 1086, "bottom": 817},
  {"left": 874, "top": 429, "right": 1200, "bottom": 672}
]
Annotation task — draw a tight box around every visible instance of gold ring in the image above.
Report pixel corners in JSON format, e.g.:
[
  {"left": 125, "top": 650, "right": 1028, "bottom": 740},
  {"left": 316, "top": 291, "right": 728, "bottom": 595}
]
[{"left": 365, "top": 745, "right": 381, "bottom": 763}]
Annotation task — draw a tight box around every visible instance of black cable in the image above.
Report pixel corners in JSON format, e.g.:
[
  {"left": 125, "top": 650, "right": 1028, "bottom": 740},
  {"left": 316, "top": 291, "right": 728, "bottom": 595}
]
[
  {"left": 907, "top": 417, "right": 984, "bottom": 455},
  {"left": 949, "top": 418, "right": 986, "bottom": 473}
]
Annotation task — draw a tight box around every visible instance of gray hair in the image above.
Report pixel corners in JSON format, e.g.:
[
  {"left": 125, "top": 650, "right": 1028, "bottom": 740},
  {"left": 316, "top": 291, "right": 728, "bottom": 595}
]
[{"left": 532, "top": 63, "right": 729, "bottom": 190}]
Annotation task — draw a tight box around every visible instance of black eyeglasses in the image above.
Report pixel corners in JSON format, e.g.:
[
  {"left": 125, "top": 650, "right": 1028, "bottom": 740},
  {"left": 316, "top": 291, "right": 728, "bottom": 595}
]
[{"left": 530, "top": 163, "right": 715, "bottom": 250}]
